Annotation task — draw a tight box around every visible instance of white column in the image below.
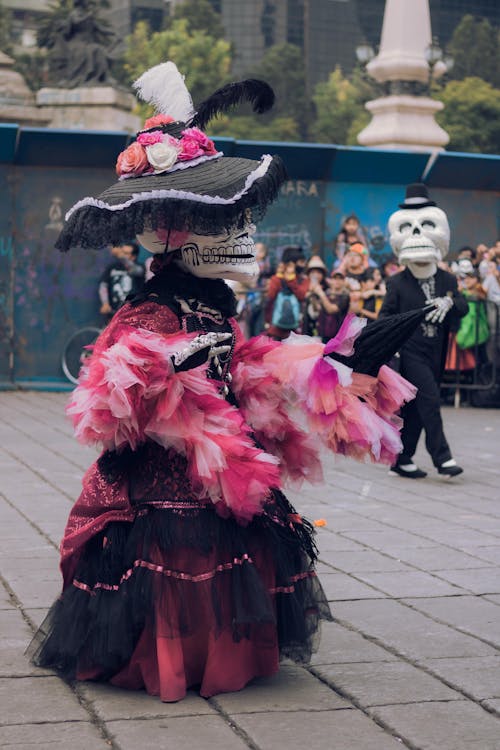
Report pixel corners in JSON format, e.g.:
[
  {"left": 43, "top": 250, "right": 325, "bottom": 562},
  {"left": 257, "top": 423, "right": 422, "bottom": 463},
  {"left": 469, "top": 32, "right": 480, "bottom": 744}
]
[{"left": 357, "top": 0, "right": 449, "bottom": 151}]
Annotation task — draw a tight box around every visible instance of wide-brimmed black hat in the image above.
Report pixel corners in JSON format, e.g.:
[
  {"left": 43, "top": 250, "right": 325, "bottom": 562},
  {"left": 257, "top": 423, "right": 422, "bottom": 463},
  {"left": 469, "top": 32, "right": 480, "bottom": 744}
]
[
  {"left": 398, "top": 182, "right": 437, "bottom": 210},
  {"left": 56, "top": 63, "right": 287, "bottom": 251}
]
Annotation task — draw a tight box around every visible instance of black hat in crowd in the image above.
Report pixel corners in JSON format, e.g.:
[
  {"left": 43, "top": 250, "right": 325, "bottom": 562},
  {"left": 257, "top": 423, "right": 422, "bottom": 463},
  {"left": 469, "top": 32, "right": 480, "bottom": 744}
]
[
  {"left": 56, "top": 62, "right": 287, "bottom": 252},
  {"left": 398, "top": 182, "right": 437, "bottom": 210}
]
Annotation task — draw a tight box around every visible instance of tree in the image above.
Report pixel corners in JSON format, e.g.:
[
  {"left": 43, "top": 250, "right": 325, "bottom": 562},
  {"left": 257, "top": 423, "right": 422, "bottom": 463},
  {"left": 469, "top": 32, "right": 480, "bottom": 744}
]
[
  {"left": 123, "top": 18, "right": 232, "bottom": 119},
  {"left": 166, "top": 0, "right": 225, "bottom": 40},
  {"left": 447, "top": 15, "right": 499, "bottom": 88},
  {"left": 208, "top": 114, "right": 300, "bottom": 142},
  {"left": 311, "top": 67, "right": 370, "bottom": 145},
  {"left": 437, "top": 77, "right": 500, "bottom": 154},
  {"left": 247, "top": 43, "right": 310, "bottom": 138}
]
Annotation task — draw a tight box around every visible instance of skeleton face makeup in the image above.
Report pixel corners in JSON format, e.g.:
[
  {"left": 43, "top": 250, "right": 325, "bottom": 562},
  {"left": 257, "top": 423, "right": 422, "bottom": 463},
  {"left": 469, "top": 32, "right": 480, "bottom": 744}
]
[
  {"left": 388, "top": 206, "right": 450, "bottom": 279},
  {"left": 138, "top": 222, "right": 259, "bottom": 283}
]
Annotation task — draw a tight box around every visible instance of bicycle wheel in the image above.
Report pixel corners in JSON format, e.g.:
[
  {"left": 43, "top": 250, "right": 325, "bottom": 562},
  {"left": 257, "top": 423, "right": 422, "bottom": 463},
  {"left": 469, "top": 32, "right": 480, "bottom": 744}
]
[{"left": 61, "top": 327, "right": 101, "bottom": 384}]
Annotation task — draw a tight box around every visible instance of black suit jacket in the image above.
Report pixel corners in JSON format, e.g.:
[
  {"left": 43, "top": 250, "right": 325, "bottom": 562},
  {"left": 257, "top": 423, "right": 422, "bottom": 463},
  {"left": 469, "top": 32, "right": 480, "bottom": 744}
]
[{"left": 379, "top": 267, "right": 468, "bottom": 373}]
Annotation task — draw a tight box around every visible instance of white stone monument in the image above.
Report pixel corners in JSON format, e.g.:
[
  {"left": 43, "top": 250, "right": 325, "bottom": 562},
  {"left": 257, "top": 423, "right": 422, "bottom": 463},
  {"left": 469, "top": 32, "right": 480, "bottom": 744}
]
[
  {"left": 357, "top": 0, "right": 449, "bottom": 151},
  {"left": 0, "top": 51, "right": 50, "bottom": 127},
  {"left": 36, "top": 86, "right": 140, "bottom": 133}
]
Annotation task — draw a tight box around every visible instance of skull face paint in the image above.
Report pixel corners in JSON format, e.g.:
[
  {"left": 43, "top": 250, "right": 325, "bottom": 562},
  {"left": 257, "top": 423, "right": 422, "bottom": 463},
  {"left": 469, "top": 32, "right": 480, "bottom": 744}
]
[
  {"left": 388, "top": 206, "right": 450, "bottom": 279},
  {"left": 138, "top": 223, "right": 259, "bottom": 283}
]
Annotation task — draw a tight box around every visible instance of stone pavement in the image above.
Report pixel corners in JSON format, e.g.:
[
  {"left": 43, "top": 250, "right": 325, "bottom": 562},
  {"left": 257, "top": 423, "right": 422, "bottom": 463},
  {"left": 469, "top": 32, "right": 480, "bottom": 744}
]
[{"left": 0, "top": 391, "right": 499, "bottom": 750}]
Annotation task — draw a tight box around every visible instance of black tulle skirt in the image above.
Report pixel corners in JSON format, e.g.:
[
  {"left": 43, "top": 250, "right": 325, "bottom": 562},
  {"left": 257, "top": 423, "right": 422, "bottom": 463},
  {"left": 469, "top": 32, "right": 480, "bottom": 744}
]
[{"left": 29, "top": 445, "right": 332, "bottom": 701}]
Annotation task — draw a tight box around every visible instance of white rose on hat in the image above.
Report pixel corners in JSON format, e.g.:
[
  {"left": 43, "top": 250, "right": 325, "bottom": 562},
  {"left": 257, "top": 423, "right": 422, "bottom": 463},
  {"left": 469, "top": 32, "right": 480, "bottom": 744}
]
[{"left": 146, "top": 136, "right": 181, "bottom": 173}]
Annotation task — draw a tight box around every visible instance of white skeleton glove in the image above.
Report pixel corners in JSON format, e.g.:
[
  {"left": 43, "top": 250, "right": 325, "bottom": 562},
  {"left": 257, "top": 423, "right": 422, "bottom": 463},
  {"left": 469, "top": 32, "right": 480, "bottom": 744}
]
[
  {"left": 425, "top": 296, "right": 453, "bottom": 324},
  {"left": 172, "top": 331, "right": 232, "bottom": 372}
]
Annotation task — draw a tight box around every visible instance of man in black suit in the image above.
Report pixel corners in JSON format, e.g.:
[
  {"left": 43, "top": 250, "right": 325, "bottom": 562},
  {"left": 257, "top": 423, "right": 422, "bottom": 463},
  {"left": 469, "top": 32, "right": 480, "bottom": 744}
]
[{"left": 379, "top": 184, "right": 467, "bottom": 479}]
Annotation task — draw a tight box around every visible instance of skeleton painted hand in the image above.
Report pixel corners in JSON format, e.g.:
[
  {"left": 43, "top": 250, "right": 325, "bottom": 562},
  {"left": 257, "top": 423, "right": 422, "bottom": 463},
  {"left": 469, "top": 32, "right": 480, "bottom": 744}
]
[
  {"left": 425, "top": 296, "right": 453, "bottom": 324},
  {"left": 172, "top": 332, "right": 232, "bottom": 372}
]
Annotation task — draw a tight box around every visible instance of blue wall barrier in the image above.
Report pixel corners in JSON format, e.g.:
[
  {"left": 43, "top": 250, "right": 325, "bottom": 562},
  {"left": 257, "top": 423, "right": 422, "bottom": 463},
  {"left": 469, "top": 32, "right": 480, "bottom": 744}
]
[{"left": 0, "top": 124, "right": 498, "bottom": 387}]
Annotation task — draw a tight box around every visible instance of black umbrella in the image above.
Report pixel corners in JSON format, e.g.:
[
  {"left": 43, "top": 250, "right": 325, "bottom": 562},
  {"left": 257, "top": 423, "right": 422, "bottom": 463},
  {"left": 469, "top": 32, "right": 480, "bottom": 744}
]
[{"left": 327, "top": 306, "right": 432, "bottom": 376}]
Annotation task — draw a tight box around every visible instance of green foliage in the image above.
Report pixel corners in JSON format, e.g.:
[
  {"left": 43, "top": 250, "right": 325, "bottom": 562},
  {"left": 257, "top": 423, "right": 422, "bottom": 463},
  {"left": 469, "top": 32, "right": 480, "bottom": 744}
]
[
  {"left": 246, "top": 43, "right": 310, "bottom": 138},
  {"left": 447, "top": 14, "right": 499, "bottom": 87},
  {"left": 123, "top": 18, "right": 232, "bottom": 120},
  {"left": 208, "top": 114, "right": 300, "bottom": 142},
  {"left": 166, "top": 0, "right": 225, "bottom": 40},
  {"left": 311, "top": 66, "right": 370, "bottom": 145},
  {"left": 436, "top": 76, "right": 500, "bottom": 154}
]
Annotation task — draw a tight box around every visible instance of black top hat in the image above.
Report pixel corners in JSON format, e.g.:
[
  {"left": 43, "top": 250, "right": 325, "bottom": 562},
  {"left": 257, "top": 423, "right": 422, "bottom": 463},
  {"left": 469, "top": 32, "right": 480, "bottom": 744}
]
[
  {"left": 398, "top": 183, "right": 437, "bottom": 210},
  {"left": 56, "top": 63, "right": 287, "bottom": 252}
]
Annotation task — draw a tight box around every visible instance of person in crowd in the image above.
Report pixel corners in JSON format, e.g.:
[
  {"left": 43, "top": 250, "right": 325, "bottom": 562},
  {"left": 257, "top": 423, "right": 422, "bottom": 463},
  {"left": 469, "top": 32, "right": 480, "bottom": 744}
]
[
  {"left": 380, "top": 183, "right": 468, "bottom": 479},
  {"left": 358, "top": 268, "right": 384, "bottom": 324},
  {"left": 334, "top": 214, "right": 368, "bottom": 264},
  {"left": 382, "top": 257, "right": 401, "bottom": 278},
  {"left": 265, "top": 246, "right": 309, "bottom": 340},
  {"left": 301, "top": 255, "right": 349, "bottom": 339},
  {"left": 98, "top": 241, "right": 145, "bottom": 320},
  {"left": 372, "top": 266, "right": 386, "bottom": 294},
  {"left": 479, "top": 245, "right": 500, "bottom": 280},
  {"left": 302, "top": 255, "right": 328, "bottom": 336},
  {"left": 337, "top": 248, "right": 368, "bottom": 290},
  {"left": 482, "top": 260, "right": 500, "bottom": 305},
  {"left": 446, "top": 261, "right": 489, "bottom": 373},
  {"left": 450, "top": 246, "right": 477, "bottom": 275},
  {"left": 246, "top": 242, "right": 272, "bottom": 336}
]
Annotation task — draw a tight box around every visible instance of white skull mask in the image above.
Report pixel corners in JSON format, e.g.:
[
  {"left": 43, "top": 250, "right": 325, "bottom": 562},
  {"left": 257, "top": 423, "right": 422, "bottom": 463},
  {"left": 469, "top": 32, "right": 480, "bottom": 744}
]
[
  {"left": 388, "top": 206, "right": 450, "bottom": 278},
  {"left": 137, "top": 222, "right": 259, "bottom": 283}
]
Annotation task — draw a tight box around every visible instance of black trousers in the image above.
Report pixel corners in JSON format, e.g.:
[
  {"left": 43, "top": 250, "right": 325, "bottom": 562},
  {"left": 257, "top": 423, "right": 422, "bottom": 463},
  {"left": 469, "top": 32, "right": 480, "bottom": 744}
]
[{"left": 398, "top": 352, "right": 452, "bottom": 468}]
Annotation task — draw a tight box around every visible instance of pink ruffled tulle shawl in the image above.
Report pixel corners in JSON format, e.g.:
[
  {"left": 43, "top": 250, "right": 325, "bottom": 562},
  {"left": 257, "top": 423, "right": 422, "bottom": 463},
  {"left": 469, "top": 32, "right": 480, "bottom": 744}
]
[{"left": 68, "top": 326, "right": 280, "bottom": 522}]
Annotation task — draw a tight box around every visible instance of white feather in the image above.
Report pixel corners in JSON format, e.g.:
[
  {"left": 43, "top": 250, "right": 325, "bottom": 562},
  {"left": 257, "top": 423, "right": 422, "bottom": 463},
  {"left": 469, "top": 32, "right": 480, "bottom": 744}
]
[{"left": 133, "top": 62, "right": 194, "bottom": 122}]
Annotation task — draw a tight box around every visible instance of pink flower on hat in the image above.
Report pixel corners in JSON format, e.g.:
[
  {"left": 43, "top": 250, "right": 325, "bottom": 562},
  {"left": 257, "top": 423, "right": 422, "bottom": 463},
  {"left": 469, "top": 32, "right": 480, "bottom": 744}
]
[
  {"left": 178, "top": 136, "right": 204, "bottom": 161},
  {"left": 143, "top": 114, "right": 175, "bottom": 129},
  {"left": 115, "top": 142, "right": 149, "bottom": 177},
  {"left": 181, "top": 127, "right": 217, "bottom": 154},
  {"left": 136, "top": 130, "right": 164, "bottom": 146}
]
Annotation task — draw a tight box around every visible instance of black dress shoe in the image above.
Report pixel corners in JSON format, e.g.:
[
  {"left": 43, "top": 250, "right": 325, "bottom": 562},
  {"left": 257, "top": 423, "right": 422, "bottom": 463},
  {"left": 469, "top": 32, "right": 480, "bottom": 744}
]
[
  {"left": 388, "top": 463, "right": 427, "bottom": 479},
  {"left": 437, "top": 463, "right": 463, "bottom": 477}
]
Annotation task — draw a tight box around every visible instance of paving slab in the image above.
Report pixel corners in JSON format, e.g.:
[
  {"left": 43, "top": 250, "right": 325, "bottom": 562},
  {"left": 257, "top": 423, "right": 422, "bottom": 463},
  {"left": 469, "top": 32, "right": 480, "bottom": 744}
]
[
  {"left": 0, "top": 676, "right": 88, "bottom": 725},
  {"left": 403, "top": 595, "right": 500, "bottom": 647},
  {"left": 320, "top": 548, "right": 411, "bottom": 573},
  {"left": 0, "top": 721, "right": 109, "bottom": 749},
  {"left": 419, "top": 656, "right": 500, "bottom": 702},
  {"left": 459, "top": 546, "right": 500, "bottom": 565},
  {"left": 380, "top": 545, "right": 495, "bottom": 571},
  {"left": 312, "top": 660, "right": 461, "bottom": 707},
  {"left": 432, "top": 567, "right": 500, "bottom": 595},
  {"left": 371, "top": 700, "right": 500, "bottom": 750},
  {"left": 233, "top": 709, "right": 405, "bottom": 750},
  {"left": 310, "top": 622, "right": 397, "bottom": 666},
  {"left": 80, "top": 682, "right": 216, "bottom": 721},
  {"left": 107, "top": 715, "right": 250, "bottom": 750},
  {"left": 212, "top": 664, "right": 349, "bottom": 713},
  {"left": 353, "top": 570, "right": 466, "bottom": 598},
  {"left": 318, "top": 572, "right": 387, "bottom": 601},
  {"left": 334, "top": 599, "right": 498, "bottom": 658}
]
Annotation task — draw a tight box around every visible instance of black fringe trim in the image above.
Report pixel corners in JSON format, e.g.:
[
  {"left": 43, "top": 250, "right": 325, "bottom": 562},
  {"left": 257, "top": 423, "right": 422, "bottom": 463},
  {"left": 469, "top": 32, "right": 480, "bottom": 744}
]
[
  {"left": 56, "top": 156, "right": 287, "bottom": 252},
  {"left": 28, "top": 498, "right": 332, "bottom": 679}
]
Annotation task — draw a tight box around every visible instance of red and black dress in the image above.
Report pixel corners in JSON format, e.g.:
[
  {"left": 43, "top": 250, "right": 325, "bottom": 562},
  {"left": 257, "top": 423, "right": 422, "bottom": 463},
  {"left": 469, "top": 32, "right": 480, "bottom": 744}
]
[{"left": 29, "top": 270, "right": 333, "bottom": 701}]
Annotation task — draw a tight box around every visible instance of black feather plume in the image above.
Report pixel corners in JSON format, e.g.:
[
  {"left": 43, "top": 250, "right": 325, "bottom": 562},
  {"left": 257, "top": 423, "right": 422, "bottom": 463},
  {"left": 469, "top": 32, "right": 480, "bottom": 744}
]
[{"left": 190, "top": 80, "right": 275, "bottom": 130}]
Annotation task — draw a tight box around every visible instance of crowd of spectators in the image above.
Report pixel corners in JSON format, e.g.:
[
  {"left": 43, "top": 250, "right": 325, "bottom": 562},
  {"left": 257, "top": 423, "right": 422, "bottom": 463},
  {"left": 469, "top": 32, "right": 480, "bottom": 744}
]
[{"left": 233, "top": 218, "right": 500, "bottom": 407}]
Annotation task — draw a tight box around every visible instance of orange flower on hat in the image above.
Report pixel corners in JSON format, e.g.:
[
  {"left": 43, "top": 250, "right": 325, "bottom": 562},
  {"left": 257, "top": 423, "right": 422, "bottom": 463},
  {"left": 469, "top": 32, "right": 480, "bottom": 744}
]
[
  {"left": 143, "top": 114, "right": 175, "bottom": 129},
  {"left": 116, "top": 142, "right": 149, "bottom": 177}
]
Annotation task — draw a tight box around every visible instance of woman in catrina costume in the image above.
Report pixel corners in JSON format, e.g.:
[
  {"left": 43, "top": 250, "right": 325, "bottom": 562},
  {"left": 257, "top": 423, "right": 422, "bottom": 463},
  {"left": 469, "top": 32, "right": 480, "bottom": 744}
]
[{"left": 29, "top": 62, "right": 421, "bottom": 702}]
